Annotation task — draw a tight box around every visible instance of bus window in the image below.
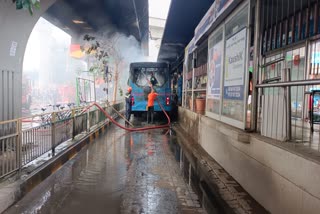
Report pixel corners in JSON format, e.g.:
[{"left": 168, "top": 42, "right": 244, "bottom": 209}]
[{"left": 133, "top": 68, "right": 168, "bottom": 87}]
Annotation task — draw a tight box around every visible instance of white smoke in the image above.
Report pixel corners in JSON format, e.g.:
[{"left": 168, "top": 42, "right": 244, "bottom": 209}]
[{"left": 79, "top": 28, "right": 150, "bottom": 102}]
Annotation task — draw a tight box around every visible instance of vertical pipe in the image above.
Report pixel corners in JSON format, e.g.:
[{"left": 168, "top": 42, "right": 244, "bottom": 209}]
[
  {"left": 270, "top": 0, "right": 274, "bottom": 50},
  {"left": 292, "top": 0, "right": 296, "bottom": 43},
  {"left": 298, "top": 12, "right": 302, "bottom": 41},
  {"left": 72, "top": 109, "right": 75, "bottom": 139},
  {"left": 265, "top": 1, "right": 270, "bottom": 51},
  {"left": 26, "top": 131, "right": 28, "bottom": 163},
  {"left": 251, "top": 0, "right": 261, "bottom": 131},
  {"left": 279, "top": 0, "right": 283, "bottom": 48},
  {"left": 17, "top": 119, "right": 21, "bottom": 171},
  {"left": 22, "top": 131, "right": 25, "bottom": 165},
  {"left": 76, "top": 78, "right": 80, "bottom": 106},
  {"left": 2, "top": 138, "right": 4, "bottom": 175},
  {"left": 31, "top": 129, "right": 34, "bottom": 160},
  {"left": 87, "top": 110, "right": 90, "bottom": 132},
  {"left": 5, "top": 138, "right": 8, "bottom": 174},
  {"left": 315, "top": 0, "right": 319, "bottom": 34},
  {"left": 93, "top": 78, "right": 96, "bottom": 102},
  {"left": 51, "top": 112, "right": 56, "bottom": 156},
  {"left": 191, "top": 52, "right": 196, "bottom": 111},
  {"left": 8, "top": 137, "right": 11, "bottom": 171},
  {"left": 306, "top": 0, "right": 310, "bottom": 38},
  {"left": 285, "top": 0, "right": 290, "bottom": 46},
  {"left": 284, "top": 68, "right": 292, "bottom": 140}
]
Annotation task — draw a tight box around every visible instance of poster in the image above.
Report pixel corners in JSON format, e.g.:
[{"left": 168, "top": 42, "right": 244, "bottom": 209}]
[
  {"left": 207, "top": 41, "right": 223, "bottom": 99},
  {"left": 224, "top": 28, "right": 247, "bottom": 100}
]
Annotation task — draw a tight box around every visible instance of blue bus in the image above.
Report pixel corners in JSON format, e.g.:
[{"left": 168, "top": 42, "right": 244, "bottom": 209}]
[{"left": 128, "top": 62, "right": 171, "bottom": 115}]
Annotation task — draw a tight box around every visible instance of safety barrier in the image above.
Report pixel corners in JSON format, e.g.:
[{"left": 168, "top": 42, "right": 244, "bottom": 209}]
[{"left": 0, "top": 102, "right": 124, "bottom": 178}]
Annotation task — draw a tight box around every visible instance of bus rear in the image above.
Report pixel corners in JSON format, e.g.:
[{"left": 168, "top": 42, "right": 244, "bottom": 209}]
[{"left": 128, "top": 62, "right": 171, "bottom": 114}]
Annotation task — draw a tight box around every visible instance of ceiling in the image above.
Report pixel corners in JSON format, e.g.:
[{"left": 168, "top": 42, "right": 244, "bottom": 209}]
[
  {"left": 43, "top": 0, "right": 149, "bottom": 44},
  {"left": 157, "top": 0, "right": 214, "bottom": 63}
]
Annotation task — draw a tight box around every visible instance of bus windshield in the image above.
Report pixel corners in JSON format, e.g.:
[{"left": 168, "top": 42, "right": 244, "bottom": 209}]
[{"left": 132, "top": 67, "right": 168, "bottom": 87}]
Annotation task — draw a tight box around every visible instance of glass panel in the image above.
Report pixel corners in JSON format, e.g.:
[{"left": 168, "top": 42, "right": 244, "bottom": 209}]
[
  {"left": 286, "top": 47, "right": 305, "bottom": 119},
  {"left": 222, "top": 6, "right": 248, "bottom": 122},
  {"left": 186, "top": 92, "right": 193, "bottom": 110},
  {"left": 132, "top": 67, "right": 168, "bottom": 87},
  {"left": 207, "top": 28, "right": 223, "bottom": 115},
  {"left": 225, "top": 7, "right": 248, "bottom": 39}
]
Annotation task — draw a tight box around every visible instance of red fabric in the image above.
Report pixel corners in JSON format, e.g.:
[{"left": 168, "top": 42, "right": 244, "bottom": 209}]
[{"left": 309, "top": 95, "right": 313, "bottom": 110}]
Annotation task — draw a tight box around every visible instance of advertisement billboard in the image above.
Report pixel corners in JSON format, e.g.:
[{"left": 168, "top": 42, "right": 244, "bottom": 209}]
[
  {"left": 224, "top": 28, "right": 246, "bottom": 101},
  {"left": 207, "top": 41, "right": 223, "bottom": 99}
]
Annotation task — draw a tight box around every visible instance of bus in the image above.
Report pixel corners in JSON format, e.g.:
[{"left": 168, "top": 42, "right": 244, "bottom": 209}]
[{"left": 128, "top": 62, "right": 171, "bottom": 115}]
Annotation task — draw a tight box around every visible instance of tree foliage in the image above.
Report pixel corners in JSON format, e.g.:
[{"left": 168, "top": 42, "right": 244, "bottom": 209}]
[
  {"left": 81, "top": 34, "right": 125, "bottom": 102},
  {"left": 81, "top": 34, "right": 123, "bottom": 80},
  {"left": 13, "top": 0, "right": 40, "bottom": 15}
]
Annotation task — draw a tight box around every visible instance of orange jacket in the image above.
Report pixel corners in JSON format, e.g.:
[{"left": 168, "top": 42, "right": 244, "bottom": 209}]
[{"left": 147, "top": 92, "right": 158, "bottom": 107}]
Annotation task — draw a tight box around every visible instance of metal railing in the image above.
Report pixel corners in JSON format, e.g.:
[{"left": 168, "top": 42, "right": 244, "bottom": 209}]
[
  {"left": 256, "top": 67, "right": 320, "bottom": 148},
  {"left": 0, "top": 120, "right": 20, "bottom": 178},
  {"left": 0, "top": 102, "right": 124, "bottom": 178}
]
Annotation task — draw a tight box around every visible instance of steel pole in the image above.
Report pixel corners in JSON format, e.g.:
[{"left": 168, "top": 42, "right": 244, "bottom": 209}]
[{"left": 251, "top": 0, "right": 261, "bottom": 131}]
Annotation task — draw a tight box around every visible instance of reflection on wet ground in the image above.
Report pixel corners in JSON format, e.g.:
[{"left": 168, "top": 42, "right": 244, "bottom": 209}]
[{"left": 5, "top": 122, "right": 205, "bottom": 214}]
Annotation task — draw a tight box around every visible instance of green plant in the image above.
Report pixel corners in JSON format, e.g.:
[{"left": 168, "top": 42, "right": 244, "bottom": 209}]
[
  {"left": 119, "top": 87, "right": 123, "bottom": 97},
  {"left": 81, "top": 34, "right": 113, "bottom": 78},
  {"left": 81, "top": 34, "right": 124, "bottom": 102},
  {"left": 13, "top": 0, "right": 40, "bottom": 15}
]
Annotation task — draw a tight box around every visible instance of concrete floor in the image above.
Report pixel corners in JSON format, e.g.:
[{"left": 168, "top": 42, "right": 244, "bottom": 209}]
[{"left": 4, "top": 120, "right": 205, "bottom": 214}]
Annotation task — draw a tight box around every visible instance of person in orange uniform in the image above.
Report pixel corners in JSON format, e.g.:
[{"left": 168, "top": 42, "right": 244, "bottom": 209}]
[
  {"left": 125, "top": 87, "right": 134, "bottom": 126},
  {"left": 147, "top": 88, "right": 158, "bottom": 124}
]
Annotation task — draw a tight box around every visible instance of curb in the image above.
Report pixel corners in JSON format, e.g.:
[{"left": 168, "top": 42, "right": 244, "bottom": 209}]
[{"left": 173, "top": 125, "right": 269, "bottom": 214}]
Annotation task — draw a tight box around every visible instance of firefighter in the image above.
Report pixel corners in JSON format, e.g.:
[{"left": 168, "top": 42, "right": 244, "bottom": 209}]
[
  {"left": 125, "top": 87, "right": 134, "bottom": 126},
  {"left": 150, "top": 72, "right": 158, "bottom": 87},
  {"left": 147, "top": 87, "right": 158, "bottom": 124}
]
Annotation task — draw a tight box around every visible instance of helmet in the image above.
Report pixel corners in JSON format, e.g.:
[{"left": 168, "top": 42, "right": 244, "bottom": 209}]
[{"left": 127, "top": 87, "right": 132, "bottom": 92}]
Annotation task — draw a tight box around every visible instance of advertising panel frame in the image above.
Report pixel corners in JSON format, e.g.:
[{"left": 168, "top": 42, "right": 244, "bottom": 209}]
[
  {"left": 205, "top": 1, "right": 250, "bottom": 129},
  {"left": 206, "top": 26, "right": 224, "bottom": 121}
]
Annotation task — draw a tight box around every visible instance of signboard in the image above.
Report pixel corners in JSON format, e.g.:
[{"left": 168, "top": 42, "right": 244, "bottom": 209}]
[
  {"left": 194, "top": 0, "right": 234, "bottom": 43},
  {"left": 207, "top": 41, "right": 223, "bottom": 99},
  {"left": 10, "top": 41, "right": 18, "bottom": 57},
  {"left": 224, "top": 28, "right": 246, "bottom": 100}
]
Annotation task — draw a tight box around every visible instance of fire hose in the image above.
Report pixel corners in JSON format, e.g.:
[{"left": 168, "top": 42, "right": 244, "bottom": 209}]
[{"left": 84, "top": 99, "right": 171, "bottom": 132}]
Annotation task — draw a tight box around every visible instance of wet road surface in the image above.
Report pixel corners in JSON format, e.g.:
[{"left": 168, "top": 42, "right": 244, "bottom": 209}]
[{"left": 5, "top": 122, "right": 205, "bottom": 214}]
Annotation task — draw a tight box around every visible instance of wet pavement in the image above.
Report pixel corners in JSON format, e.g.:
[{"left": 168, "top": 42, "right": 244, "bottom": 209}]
[{"left": 4, "top": 121, "right": 205, "bottom": 214}]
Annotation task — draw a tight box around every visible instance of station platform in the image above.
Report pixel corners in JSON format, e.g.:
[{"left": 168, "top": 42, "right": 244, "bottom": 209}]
[
  {"left": 3, "top": 122, "right": 205, "bottom": 214},
  {"left": 2, "top": 114, "right": 267, "bottom": 214}
]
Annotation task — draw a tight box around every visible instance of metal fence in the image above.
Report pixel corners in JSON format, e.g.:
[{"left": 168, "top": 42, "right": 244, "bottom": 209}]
[
  {"left": 0, "top": 102, "right": 124, "bottom": 178},
  {"left": 22, "top": 124, "right": 52, "bottom": 165},
  {"left": 0, "top": 120, "right": 20, "bottom": 177},
  {"left": 74, "top": 114, "right": 88, "bottom": 136},
  {"left": 257, "top": 69, "right": 320, "bottom": 146}
]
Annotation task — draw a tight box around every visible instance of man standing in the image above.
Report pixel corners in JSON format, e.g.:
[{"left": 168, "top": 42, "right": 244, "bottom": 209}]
[
  {"left": 150, "top": 72, "right": 158, "bottom": 87},
  {"left": 147, "top": 88, "right": 158, "bottom": 124},
  {"left": 125, "top": 87, "right": 134, "bottom": 126}
]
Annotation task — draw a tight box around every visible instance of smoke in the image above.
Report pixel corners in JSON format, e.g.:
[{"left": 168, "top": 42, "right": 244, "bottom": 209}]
[
  {"left": 22, "top": 15, "right": 151, "bottom": 114},
  {"left": 79, "top": 28, "right": 149, "bottom": 102}
]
